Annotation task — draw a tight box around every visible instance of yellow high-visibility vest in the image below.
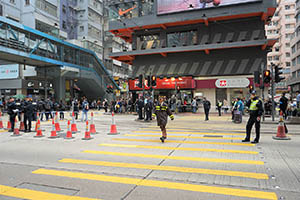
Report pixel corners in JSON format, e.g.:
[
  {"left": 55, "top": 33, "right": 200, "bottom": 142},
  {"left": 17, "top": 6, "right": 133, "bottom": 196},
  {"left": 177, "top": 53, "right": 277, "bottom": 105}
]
[{"left": 249, "top": 100, "right": 259, "bottom": 111}]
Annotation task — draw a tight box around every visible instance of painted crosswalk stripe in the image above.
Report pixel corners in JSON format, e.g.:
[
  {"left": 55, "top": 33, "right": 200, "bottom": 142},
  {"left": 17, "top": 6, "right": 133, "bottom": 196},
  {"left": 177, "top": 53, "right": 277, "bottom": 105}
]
[
  {"left": 0, "top": 184, "right": 99, "bottom": 200},
  {"left": 99, "top": 143, "right": 258, "bottom": 154},
  {"left": 59, "top": 158, "right": 268, "bottom": 179},
  {"left": 125, "top": 134, "right": 244, "bottom": 140},
  {"left": 135, "top": 130, "right": 244, "bottom": 136},
  {"left": 82, "top": 150, "right": 264, "bottom": 165},
  {"left": 113, "top": 138, "right": 255, "bottom": 146},
  {"left": 32, "top": 169, "right": 276, "bottom": 200}
]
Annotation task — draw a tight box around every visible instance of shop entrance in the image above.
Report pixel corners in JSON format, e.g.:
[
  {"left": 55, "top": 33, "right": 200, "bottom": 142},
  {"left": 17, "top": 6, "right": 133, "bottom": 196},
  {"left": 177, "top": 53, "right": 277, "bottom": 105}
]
[{"left": 216, "top": 88, "right": 227, "bottom": 103}]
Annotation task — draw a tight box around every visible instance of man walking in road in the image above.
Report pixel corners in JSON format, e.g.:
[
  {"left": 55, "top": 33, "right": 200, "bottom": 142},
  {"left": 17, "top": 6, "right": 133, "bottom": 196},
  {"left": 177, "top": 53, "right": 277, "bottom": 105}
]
[
  {"left": 203, "top": 97, "right": 211, "bottom": 121},
  {"left": 242, "top": 91, "right": 264, "bottom": 144},
  {"left": 279, "top": 93, "right": 288, "bottom": 119},
  {"left": 24, "top": 97, "right": 34, "bottom": 132},
  {"left": 81, "top": 98, "right": 89, "bottom": 122},
  {"left": 153, "top": 96, "right": 174, "bottom": 143}
]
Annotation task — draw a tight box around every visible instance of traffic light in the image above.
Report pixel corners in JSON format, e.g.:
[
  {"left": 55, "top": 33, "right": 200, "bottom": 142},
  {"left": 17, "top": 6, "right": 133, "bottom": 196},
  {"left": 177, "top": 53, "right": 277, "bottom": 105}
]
[
  {"left": 263, "top": 70, "right": 271, "bottom": 84},
  {"left": 151, "top": 75, "right": 156, "bottom": 87},
  {"left": 106, "top": 85, "right": 113, "bottom": 93},
  {"left": 275, "top": 66, "right": 285, "bottom": 83},
  {"left": 249, "top": 85, "right": 253, "bottom": 93},
  {"left": 138, "top": 75, "right": 143, "bottom": 88},
  {"left": 254, "top": 71, "right": 260, "bottom": 84},
  {"left": 147, "top": 76, "right": 151, "bottom": 87}
]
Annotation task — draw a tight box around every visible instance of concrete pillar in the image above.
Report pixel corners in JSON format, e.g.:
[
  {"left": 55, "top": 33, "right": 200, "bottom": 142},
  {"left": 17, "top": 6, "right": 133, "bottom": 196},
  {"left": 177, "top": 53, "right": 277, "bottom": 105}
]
[{"left": 54, "top": 75, "right": 66, "bottom": 101}]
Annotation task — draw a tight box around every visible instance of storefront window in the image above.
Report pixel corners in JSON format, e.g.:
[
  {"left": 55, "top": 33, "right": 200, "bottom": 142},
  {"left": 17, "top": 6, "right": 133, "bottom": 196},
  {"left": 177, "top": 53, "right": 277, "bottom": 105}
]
[{"left": 137, "top": 34, "right": 160, "bottom": 50}]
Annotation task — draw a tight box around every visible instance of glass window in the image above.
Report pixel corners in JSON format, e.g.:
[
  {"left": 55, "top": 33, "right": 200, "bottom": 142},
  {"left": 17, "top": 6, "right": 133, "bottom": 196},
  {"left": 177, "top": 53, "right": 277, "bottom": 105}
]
[
  {"left": 286, "top": 43, "right": 290, "bottom": 47},
  {"left": 297, "top": 56, "right": 300, "bottom": 64},
  {"left": 25, "top": 0, "right": 30, "bottom": 6},
  {"left": 268, "top": 56, "right": 272, "bottom": 61},
  {"left": 80, "top": 26, "right": 84, "bottom": 32},
  {"left": 285, "top": 5, "right": 290, "bottom": 10},
  {"left": 285, "top": 15, "right": 290, "bottom": 19},
  {"left": 286, "top": 52, "right": 291, "bottom": 57},
  {"left": 167, "top": 30, "right": 197, "bottom": 47},
  {"left": 292, "top": 58, "right": 296, "bottom": 66},
  {"left": 286, "top": 62, "right": 291, "bottom": 67}
]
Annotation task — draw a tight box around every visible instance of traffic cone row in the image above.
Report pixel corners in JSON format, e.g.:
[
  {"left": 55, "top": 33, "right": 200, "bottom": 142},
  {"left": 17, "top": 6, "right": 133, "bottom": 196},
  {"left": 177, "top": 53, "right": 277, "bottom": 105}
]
[
  {"left": 3, "top": 111, "right": 121, "bottom": 139},
  {"left": 273, "top": 111, "right": 291, "bottom": 140},
  {"left": 0, "top": 112, "right": 3, "bottom": 129}
]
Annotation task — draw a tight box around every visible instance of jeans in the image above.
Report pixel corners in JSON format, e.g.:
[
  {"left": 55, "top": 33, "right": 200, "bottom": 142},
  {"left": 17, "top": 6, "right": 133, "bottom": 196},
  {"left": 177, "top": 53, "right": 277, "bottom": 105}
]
[
  {"left": 81, "top": 111, "right": 88, "bottom": 121},
  {"left": 192, "top": 106, "right": 197, "bottom": 113}
]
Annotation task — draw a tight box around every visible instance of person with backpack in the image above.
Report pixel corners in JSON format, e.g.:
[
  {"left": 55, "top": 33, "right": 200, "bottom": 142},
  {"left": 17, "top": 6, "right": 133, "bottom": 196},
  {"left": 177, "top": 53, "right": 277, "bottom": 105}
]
[{"left": 81, "top": 98, "right": 89, "bottom": 122}]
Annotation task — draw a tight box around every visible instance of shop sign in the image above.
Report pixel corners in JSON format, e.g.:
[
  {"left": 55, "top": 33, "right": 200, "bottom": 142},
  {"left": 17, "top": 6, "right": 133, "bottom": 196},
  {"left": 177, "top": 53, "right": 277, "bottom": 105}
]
[
  {"left": 33, "top": 89, "right": 39, "bottom": 94},
  {"left": 215, "top": 78, "right": 250, "bottom": 88},
  {"left": 0, "top": 64, "right": 19, "bottom": 79},
  {"left": 27, "top": 81, "right": 34, "bottom": 87},
  {"left": 129, "top": 77, "right": 195, "bottom": 91}
]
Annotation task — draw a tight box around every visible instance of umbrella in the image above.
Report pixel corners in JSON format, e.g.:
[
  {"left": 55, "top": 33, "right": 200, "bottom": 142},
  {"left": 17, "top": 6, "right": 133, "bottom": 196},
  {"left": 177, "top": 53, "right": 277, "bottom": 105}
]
[{"left": 13, "top": 94, "right": 26, "bottom": 100}]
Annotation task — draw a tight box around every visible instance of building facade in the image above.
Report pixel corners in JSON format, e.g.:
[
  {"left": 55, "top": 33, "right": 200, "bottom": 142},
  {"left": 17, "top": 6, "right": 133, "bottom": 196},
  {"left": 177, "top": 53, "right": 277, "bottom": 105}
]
[
  {"left": 109, "top": 0, "right": 277, "bottom": 107},
  {"left": 288, "top": 0, "right": 300, "bottom": 92},
  {"left": 266, "top": 0, "right": 296, "bottom": 90},
  {"left": 0, "top": 0, "right": 130, "bottom": 100}
]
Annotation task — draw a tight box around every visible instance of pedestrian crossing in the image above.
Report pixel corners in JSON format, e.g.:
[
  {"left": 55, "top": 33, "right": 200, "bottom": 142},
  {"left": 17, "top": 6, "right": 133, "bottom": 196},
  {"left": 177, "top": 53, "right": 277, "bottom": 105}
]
[{"left": 0, "top": 115, "right": 278, "bottom": 200}]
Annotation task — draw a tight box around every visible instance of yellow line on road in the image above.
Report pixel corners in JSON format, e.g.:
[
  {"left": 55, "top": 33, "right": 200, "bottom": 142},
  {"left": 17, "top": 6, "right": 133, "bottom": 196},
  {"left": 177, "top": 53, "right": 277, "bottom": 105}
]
[
  {"left": 0, "top": 184, "right": 99, "bottom": 200},
  {"left": 32, "top": 169, "right": 276, "bottom": 200},
  {"left": 125, "top": 134, "right": 244, "bottom": 140},
  {"left": 135, "top": 130, "right": 245, "bottom": 136},
  {"left": 59, "top": 158, "right": 267, "bottom": 179},
  {"left": 113, "top": 138, "right": 255, "bottom": 147},
  {"left": 82, "top": 150, "right": 264, "bottom": 165},
  {"left": 0, "top": 130, "right": 6, "bottom": 133},
  {"left": 98, "top": 143, "right": 258, "bottom": 154}
]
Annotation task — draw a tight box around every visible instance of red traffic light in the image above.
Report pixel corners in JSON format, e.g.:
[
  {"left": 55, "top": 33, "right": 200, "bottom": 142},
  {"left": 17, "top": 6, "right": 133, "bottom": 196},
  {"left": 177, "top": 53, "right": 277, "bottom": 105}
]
[{"left": 264, "top": 70, "right": 270, "bottom": 77}]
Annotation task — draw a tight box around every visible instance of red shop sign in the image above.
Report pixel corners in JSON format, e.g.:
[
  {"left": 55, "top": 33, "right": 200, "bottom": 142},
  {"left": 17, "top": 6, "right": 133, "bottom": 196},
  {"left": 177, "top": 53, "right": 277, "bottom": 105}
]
[{"left": 129, "top": 77, "right": 195, "bottom": 91}]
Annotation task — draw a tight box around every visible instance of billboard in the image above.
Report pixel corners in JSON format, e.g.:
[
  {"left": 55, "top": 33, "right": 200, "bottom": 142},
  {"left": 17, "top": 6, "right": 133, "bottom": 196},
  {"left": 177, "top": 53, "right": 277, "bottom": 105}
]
[
  {"left": 0, "top": 64, "right": 19, "bottom": 79},
  {"left": 157, "top": 0, "right": 261, "bottom": 15}
]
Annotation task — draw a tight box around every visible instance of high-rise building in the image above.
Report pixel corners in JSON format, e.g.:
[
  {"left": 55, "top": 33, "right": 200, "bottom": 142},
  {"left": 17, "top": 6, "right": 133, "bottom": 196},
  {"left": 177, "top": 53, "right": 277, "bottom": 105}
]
[
  {"left": 266, "top": 0, "right": 296, "bottom": 89},
  {"left": 288, "top": 0, "right": 300, "bottom": 92}
]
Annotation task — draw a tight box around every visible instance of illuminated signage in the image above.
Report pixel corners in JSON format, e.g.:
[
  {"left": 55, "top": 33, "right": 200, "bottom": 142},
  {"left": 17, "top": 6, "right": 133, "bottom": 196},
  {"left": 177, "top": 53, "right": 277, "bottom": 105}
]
[{"left": 157, "top": 0, "right": 261, "bottom": 15}]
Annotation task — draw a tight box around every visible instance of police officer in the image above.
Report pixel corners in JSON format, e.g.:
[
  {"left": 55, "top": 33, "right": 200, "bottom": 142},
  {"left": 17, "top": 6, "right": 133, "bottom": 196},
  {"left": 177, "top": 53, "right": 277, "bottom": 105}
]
[
  {"left": 217, "top": 99, "right": 223, "bottom": 116},
  {"left": 7, "top": 97, "right": 18, "bottom": 132},
  {"left": 152, "top": 96, "right": 174, "bottom": 143},
  {"left": 242, "top": 91, "right": 264, "bottom": 144},
  {"left": 24, "top": 97, "right": 34, "bottom": 132}
]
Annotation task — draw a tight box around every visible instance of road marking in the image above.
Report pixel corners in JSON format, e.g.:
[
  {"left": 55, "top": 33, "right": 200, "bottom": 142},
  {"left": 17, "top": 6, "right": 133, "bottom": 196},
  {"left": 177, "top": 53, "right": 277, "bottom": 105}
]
[
  {"left": 0, "top": 184, "right": 99, "bottom": 200},
  {"left": 59, "top": 158, "right": 268, "bottom": 179},
  {"left": 32, "top": 169, "right": 276, "bottom": 200},
  {"left": 125, "top": 134, "right": 244, "bottom": 140},
  {"left": 82, "top": 150, "right": 264, "bottom": 165},
  {"left": 135, "top": 130, "right": 244, "bottom": 136},
  {"left": 98, "top": 143, "right": 258, "bottom": 154},
  {"left": 113, "top": 138, "right": 255, "bottom": 147},
  {"left": 0, "top": 130, "right": 6, "bottom": 133}
]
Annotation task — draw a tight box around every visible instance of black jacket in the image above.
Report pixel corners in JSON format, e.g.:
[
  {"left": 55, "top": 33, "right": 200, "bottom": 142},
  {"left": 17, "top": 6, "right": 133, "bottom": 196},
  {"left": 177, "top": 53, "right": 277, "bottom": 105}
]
[
  {"left": 7, "top": 102, "right": 17, "bottom": 116},
  {"left": 203, "top": 100, "right": 211, "bottom": 110},
  {"left": 24, "top": 101, "right": 34, "bottom": 117}
]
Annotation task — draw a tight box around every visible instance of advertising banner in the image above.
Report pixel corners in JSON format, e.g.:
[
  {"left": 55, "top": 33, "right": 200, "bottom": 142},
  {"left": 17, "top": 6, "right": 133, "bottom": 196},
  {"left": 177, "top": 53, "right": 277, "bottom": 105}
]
[
  {"left": 0, "top": 64, "right": 19, "bottom": 79},
  {"left": 157, "top": 0, "right": 261, "bottom": 15},
  {"left": 129, "top": 77, "right": 195, "bottom": 91}
]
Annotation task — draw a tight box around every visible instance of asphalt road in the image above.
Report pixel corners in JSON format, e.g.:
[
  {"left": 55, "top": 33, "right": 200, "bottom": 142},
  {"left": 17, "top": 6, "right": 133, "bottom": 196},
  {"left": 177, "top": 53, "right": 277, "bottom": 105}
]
[{"left": 0, "top": 111, "right": 300, "bottom": 200}]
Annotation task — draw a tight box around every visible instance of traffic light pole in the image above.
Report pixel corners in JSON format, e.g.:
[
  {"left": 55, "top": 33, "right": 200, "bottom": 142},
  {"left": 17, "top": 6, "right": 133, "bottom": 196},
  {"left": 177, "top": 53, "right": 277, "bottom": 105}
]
[
  {"left": 271, "top": 65, "right": 275, "bottom": 122},
  {"left": 261, "top": 63, "right": 265, "bottom": 122}
]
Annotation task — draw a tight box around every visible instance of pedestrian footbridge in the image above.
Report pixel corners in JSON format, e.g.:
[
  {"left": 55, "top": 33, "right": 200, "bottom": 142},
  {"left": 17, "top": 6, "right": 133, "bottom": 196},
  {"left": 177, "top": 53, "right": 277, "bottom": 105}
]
[{"left": 0, "top": 16, "right": 118, "bottom": 99}]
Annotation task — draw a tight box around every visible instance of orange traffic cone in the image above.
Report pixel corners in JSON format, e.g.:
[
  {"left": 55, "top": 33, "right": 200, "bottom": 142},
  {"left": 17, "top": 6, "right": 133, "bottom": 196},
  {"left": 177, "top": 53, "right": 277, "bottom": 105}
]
[
  {"left": 108, "top": 112, "right": 119, "bottom": 135},
  {"left": 34, "top": 119, "right": 44, "bottom": 137},
  {"left": 19, "top": 113, "right": 25, "bottom": 132},
  {"left": 65, "top": 120, "right": 74, "bottom": 139},
  {"left": 0, "top": 112, "right": 3, "bottom": 129},
  {"left": 55, "top": 112, "right": 62, "bottom": 132},
  {"left": 71, "top": 112, "right": 79, "bottom": 133},
  {"left": 273, "top": 111, "right": 291, "bottom": 140},
  {"left": 90, "top": 112, "right": 97, "bottom": 134},
  {"left": 35, "top": 112, "right": 39, "bottom": 132},
  {"left": 6, "top": 120, "right": 11, "bottom": 130},
  {"left": 82, "top": 120, "right": 93, "bottom": 140},
  {"left": 11, "top": 118, "right": 21, "bottom": 137},
  {"left": 49, "top": 118, "right": 59, "bottom": 139}
]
